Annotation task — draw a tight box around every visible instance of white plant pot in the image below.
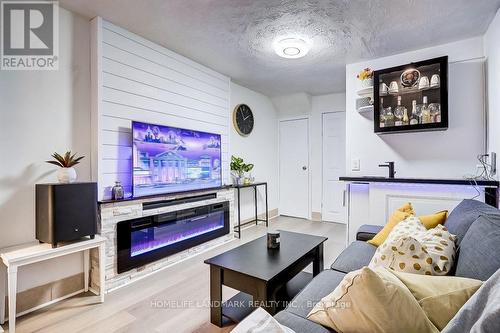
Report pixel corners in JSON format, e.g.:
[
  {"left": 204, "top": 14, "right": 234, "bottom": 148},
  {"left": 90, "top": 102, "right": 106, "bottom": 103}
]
[{"left": 57, "top": 167, "right": 77, "bottom": 184}]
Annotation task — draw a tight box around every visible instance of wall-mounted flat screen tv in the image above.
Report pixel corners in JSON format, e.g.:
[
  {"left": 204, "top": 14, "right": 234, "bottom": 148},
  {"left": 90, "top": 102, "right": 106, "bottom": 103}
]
[{"left": 132, "top": 121, "right": 222, "bottom": 197}]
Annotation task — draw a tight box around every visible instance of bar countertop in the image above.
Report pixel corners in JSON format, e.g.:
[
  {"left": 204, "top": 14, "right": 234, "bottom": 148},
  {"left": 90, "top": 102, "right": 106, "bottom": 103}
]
[{"left": 339, "top": 176, "right": 499, "bottom": 187}]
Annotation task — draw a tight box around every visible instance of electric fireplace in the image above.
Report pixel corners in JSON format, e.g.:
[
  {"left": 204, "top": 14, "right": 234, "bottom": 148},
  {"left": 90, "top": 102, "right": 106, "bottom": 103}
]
[{"left": 116, "top": 201, "right": 229, "bottom": 273}]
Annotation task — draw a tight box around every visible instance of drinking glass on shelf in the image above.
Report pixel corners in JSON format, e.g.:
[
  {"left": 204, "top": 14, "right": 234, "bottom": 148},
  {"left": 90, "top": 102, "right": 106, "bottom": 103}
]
[
  {"left": 429, "top": 103, "right": 441, "bottom": 123},
  {"left": 384, "top": 106, "right": 395, "bottom": 127}
]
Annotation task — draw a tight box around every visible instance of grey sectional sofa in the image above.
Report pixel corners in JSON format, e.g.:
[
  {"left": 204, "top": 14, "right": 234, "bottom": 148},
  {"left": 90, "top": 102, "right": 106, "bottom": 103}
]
[{"left": 275, "top": 199, "right": 500, "bottom": 332}]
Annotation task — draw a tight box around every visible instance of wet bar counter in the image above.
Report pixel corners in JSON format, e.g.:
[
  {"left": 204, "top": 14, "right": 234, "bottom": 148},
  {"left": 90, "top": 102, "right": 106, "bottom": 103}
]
[{"left": 339, "top": 177, "right": 499, "bottom": 208}]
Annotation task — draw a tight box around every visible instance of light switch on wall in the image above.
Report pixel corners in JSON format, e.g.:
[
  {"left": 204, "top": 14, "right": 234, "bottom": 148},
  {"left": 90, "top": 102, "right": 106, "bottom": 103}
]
[{"left": 351, "top": 158, "right": 361, "bottom": 171}]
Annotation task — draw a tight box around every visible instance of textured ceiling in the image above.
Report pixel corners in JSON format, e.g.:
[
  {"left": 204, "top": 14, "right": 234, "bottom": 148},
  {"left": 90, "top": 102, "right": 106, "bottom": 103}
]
[{"left": 60, "top": 0, "right": 500, "bottom": 96}]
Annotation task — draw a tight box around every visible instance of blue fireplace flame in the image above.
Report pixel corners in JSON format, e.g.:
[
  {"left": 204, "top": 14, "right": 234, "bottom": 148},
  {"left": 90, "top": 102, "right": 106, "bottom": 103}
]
[{"left": 130, "top": 210, "right": 225, "bottom": 257}]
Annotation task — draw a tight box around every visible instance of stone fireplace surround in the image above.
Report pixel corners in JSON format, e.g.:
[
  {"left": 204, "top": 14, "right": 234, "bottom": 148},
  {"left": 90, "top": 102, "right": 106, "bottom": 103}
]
[{"left": 90, "top": 188, "right": 235, "bottom": 293}]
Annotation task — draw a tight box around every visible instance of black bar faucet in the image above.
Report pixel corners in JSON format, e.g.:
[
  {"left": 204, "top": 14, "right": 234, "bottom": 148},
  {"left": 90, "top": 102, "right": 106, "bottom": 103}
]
[{"left": 379, "top": 161, "right": 396, "bottom": 178}]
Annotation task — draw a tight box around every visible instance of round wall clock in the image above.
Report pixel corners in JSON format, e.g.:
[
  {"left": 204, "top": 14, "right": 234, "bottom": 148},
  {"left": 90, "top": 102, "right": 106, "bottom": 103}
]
[{"left": 233, "top": 104, "right": 254, "bottom": 136}]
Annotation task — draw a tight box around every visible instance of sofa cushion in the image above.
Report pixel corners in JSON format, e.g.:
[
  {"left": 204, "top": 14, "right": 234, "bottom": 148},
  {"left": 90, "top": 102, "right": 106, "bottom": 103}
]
[
  {"left": 444, "top": 199, "right": 500, "bottom": 245},
  {"left": 442, "top": 267, "right": 500, "bottom": 333},
  {"left": 285, "top": 269, "right": 345, "bottom": 318},
  {"left": 330, "top": 241, "right": 377, "bottom": 273},
  {"left": 275, "top": 311, "right": 334, "bottom": 333},
  {"left": 455, "top": 214, "right": 500, "bottom": 281}
]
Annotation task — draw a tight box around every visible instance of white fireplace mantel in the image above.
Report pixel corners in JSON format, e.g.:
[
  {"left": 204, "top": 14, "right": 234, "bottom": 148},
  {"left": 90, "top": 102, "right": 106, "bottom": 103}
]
[{"left": 90, "top": 188, "right": 235, "bottom": 293}]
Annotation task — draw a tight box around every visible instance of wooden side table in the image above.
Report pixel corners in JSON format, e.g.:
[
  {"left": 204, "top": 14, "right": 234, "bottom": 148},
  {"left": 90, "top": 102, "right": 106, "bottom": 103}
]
[{"left": 0, "top": 236, "right": 106, "bottom": 333}]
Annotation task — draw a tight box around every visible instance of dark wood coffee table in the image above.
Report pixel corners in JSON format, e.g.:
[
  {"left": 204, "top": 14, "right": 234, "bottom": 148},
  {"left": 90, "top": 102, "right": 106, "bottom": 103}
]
[{"left": 204, "top": 230, "right": 327, "bottom": 327}]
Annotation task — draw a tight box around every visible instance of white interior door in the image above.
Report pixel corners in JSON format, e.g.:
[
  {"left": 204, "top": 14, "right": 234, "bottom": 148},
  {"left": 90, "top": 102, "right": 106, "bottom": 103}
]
[
  {"left": 322, "top": 112, "right": 346, "bottom": 223},
  {"left": 279, "top": 118, "right": 309, "bottom": 219}
]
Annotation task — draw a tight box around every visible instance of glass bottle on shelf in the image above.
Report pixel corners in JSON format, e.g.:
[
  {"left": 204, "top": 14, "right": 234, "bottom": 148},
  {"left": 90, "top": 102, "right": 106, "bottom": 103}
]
[
  {"left": 421, "top": 96, "right": 431, "bottom": 124},
  {"left": 394, "top": 96, "right": 406, "bottom": 126},
  {"left": 410, "top": 100, "right": 419, "bottom": 125},
  {"left": 384, "top": 106, "right": 395, "bottom": 127},
  {"left": 402, "top": 108, "right": 409, "bottom": 125},
  {"left": 379, "top": 97, "right": 386, "bottom": 128}
]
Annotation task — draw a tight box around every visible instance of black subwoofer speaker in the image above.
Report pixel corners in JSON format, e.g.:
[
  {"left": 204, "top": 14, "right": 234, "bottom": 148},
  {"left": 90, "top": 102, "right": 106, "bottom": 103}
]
[{"left": 36, "top": 182, "right": 98, "bottom": 248}]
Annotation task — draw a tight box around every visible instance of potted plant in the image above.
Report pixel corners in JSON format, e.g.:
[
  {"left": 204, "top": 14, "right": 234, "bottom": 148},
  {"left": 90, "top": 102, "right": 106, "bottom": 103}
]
[
  {"left": 230, "top": 155, "right": 254, "bottom": 185},
  {"left": 357, "top": 67, "right": 374, "bottom": 88},
  {"left": 46, "top": 151, "right": 85, "bottom": 184}
]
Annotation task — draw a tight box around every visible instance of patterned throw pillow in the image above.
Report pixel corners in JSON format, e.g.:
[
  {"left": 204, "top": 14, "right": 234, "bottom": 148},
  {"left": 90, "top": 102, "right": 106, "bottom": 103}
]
[{"left": 369, "top": 217, "right": 457, "bottom": 276}]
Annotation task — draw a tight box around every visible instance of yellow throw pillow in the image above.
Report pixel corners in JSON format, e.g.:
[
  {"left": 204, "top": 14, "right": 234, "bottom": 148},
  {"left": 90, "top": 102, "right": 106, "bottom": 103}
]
[
  {"left": 307, "top": 267, "right": 439, "bottom": 333},
  {"left": 419, "top": 210, "right": 448, "bottom": 229},
  {"left": 391, "top": 270, "right": 482, "bottom": 330},
  {"left": 368, "top": 202, "right": 415, "bottom": 246}
]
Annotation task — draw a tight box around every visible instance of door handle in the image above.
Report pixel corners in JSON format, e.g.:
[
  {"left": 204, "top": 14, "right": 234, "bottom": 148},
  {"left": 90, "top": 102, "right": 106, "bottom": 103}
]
[
  {"left": 302, "top": 166, "right": 307, "bottom": 170},
  {"left": 342, "top": 190, "right": 346, "bottom": 207}
]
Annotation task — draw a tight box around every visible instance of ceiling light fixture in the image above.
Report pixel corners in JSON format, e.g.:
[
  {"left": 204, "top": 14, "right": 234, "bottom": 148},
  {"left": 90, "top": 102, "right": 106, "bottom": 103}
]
[{"left": 273, "top": 37, "right": 310, "bottom": 59}]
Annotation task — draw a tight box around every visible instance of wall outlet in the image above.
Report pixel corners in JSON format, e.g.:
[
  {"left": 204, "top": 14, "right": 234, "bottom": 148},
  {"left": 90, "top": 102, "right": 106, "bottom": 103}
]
[{"left": 351, "top": 158, "right": 361, "bottom": 171}]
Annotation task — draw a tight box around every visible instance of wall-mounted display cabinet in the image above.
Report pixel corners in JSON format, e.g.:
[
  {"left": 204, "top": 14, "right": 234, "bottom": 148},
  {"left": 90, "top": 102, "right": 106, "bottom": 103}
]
[{"left": 374, "top": 56, "right": 448, "bottom": 134}]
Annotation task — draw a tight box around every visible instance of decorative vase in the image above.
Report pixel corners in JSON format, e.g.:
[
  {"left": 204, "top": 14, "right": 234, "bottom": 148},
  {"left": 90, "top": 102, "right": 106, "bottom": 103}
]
[
  {"left": 233, "top": 176, "right": 243, "bottom": 186},
  {"left": 57, "top": 167, "right": 77, "bottom": 184},
  {"left": 112, "top": 181, "right": 124, "bottom": 200}
]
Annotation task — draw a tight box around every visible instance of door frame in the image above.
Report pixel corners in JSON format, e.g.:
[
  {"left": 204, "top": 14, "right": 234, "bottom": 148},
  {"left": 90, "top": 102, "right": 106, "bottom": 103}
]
[
  {"left": 278, "top": 116, "right": 312, "bottom": 220},
  {"left": 321, "top": 111, "right": 346, "bottom": 223}
]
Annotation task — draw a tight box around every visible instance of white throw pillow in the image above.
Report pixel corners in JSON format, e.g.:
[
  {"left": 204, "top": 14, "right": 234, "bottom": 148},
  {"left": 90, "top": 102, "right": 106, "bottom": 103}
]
[
  {"left": 231, "top": 307, "right": 295, "bottom": 333},
  {"left": 369, "top": 216, "right": 457, "bottom": 275}
]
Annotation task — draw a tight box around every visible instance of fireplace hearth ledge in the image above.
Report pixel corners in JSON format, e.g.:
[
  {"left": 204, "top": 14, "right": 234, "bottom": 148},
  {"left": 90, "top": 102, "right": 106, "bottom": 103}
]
[{"left": 89, "top": 188, "right": 235, "bottom": 293}]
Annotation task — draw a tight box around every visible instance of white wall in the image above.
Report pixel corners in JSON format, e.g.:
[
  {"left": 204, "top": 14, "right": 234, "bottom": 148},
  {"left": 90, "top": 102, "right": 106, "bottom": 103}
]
[
  {"left": 346, "top": 37, "right": 486, "bottom": 179},
  {"left": 0, "top": 8, "right": 90, "bottom": 291},
  {"left": 92, "top": 18, "right": 231, "bottom": 199},
  {"left": 230, "top": 83, "right": 279, "bottom": 220},
  {"left": 484, "top": 8, "right": 500, "bottom": 178},
  {"left": 271, "top": 93, "right": 312, "bottom": 117}
]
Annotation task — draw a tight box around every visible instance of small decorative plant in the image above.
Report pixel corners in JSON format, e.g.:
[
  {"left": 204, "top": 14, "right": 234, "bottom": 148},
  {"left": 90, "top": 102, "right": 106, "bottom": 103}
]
[
  {"left": 46, "top": 151, "right": 85, "bottom": 168},
  {"left": 231, "top": 155, "right": 254, "bottom": 184},
  {"left": 357, "top": 67, "right": 373, "bottom": 80},
  {"left": 46, "top": 151, "right": 85, "bottom": 183}
]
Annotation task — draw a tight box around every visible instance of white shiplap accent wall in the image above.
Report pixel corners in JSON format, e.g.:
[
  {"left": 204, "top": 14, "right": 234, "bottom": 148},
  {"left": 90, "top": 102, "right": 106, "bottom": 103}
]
[{"left": 91, "top": 17, "right": 231, "bottom": 199}]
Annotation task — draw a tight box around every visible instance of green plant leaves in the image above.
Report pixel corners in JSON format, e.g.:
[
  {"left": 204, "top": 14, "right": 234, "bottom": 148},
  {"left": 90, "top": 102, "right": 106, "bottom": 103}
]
[{"left": 230, "top": 155, "right": 253, "bottom": 176}]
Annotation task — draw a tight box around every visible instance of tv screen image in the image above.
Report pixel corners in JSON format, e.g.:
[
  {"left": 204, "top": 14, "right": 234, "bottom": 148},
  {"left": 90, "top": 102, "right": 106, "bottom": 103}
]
[{"left": 132, "top": 121, "right": 222, "bottom": 197}]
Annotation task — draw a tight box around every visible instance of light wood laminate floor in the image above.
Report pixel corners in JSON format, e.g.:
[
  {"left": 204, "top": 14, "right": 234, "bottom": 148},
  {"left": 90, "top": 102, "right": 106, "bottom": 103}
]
[{"left": 5, "top": 216, "right": 346, "bottom": 333}]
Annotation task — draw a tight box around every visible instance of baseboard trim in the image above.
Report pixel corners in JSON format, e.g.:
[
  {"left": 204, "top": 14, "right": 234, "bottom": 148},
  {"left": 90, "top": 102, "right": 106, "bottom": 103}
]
[
  {"left": 238, "top": 208, "right": 279, "bottom": 225},
  {"left": 311, "top": 211, "right": 322, "bottom": 221}
]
